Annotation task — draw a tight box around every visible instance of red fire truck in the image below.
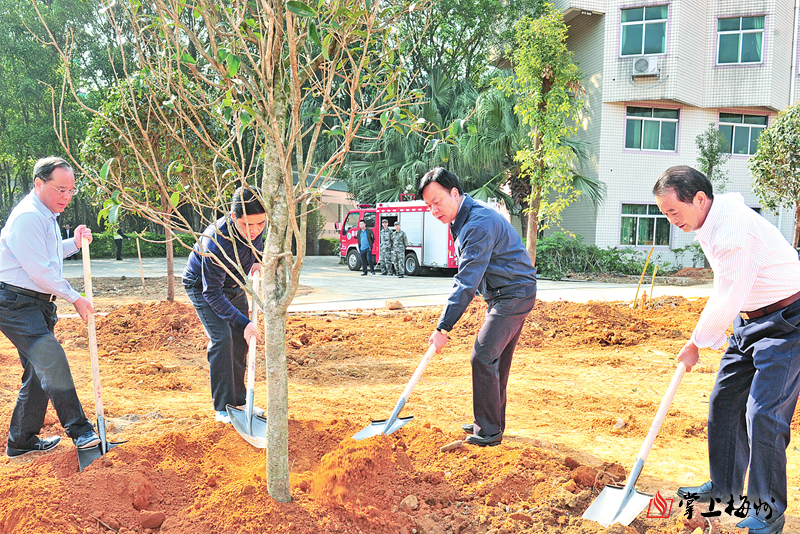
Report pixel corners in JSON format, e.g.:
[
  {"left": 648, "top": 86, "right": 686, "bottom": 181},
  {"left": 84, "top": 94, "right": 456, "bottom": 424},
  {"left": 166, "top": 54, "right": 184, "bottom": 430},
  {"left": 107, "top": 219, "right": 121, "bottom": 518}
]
[{"left": 337, "top": 200, "right": 458, "bottom": 276}]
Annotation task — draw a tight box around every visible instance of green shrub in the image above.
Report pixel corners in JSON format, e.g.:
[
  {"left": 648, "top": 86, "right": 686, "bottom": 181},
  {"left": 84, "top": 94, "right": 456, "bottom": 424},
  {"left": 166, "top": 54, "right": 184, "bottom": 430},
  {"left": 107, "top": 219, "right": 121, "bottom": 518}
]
[
  {"left": 318, "top": 238, "right": 340, "bottom": 256},
  {"left": 535, "top": 233, "right": 677, "bottom": 280},
  {"left": 86, "top": 231, "right": 196, "bottom": 259}
]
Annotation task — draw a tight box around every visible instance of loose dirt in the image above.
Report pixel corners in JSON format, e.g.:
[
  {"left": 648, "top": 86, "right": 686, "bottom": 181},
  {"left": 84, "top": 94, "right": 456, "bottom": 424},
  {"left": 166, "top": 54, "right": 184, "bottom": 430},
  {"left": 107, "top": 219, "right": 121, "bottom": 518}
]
[{"left": 0, "top": 286, "right": 798, "bottom": 534}]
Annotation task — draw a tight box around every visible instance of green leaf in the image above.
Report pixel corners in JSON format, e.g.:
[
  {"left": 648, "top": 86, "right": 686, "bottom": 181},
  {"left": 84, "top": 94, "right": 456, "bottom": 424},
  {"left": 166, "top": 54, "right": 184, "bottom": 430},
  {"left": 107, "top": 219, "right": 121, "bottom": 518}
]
[
  {"left": 170, "top": 191, "right": 180, "bottom": 207},
  {"left": 226, "top": 55, "right": 241, "bottom": 78},
  {"left": 97, "top": 207, "right": 109, "bottom": 226},
  {"left": 100, "top": 160, "right": 112, "bottom": 181},
  {"left": 180, "top": 52, "right": 197, "bottom": 65},
  {"left": 286, "top": 1, "right": 317, "bottom": 17},
  {"left": 322, "top": 34, "right": 332, "bottom": 60},
  {"left": 380, "top": 110, "right": 389, "bottom": 128},
  {"left": 108, "top": 204, "right": 121, "bottom": 224},
  {"left": 241, "top": 110, "right": 252, "bottom": 127},
  {"left": 309, "top": 21, "right": 321, "bottom": 46}
]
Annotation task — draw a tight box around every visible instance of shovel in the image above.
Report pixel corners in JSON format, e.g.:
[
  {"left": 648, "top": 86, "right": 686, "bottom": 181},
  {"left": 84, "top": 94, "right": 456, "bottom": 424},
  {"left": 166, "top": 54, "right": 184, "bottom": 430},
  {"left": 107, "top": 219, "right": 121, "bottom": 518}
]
[
  {"left": 582, "top": 361, "right": 687, "bottom": 527},
  {"left": 226, "top": 271, "right": 267, "bottom": 448},
  {"left": 353, "top": 343, "right": 437, "bottom": 440},
  {"left": 78, "top": 237, "right": 124, "bottom": 471}
]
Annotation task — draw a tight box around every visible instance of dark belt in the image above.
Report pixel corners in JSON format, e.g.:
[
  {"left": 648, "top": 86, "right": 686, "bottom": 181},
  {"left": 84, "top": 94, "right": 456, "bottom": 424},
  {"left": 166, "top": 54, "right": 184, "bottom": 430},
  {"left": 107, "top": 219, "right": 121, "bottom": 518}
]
[
  {"left": 740, "top": 290, "right": 800, "bottom": 320},
  {"left": 0, "top": 282, "right": 57, "bottom": 303}
]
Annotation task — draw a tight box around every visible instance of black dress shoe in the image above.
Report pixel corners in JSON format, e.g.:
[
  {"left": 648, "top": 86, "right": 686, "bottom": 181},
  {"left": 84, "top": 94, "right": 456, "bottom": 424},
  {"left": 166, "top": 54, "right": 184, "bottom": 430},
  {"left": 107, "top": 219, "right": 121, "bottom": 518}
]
[
  {"left": 676, "top": 481, "right": 723, "bottom": 503},
  {"left": 465, "top": 432, "right": 502, "bottom": 447},
  {"left": 6, "top": 436, "right": 62, "bottom": 459},
  {"left": 462, "top": 423, "right": 474, "bottom": 434},
  {"left": 736, "top": 514, "right": 785, "bottom": 534}
]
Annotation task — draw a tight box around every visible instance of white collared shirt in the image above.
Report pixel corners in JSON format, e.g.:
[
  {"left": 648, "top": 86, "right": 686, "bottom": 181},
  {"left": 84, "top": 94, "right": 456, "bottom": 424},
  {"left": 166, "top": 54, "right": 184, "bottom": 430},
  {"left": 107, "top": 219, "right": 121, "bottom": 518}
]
[
  {"left": 0, "top": 191, "right": 80, "bottom": 302},
  {"left": 691, "top": 192, "right": 800, "bottom": 349}
]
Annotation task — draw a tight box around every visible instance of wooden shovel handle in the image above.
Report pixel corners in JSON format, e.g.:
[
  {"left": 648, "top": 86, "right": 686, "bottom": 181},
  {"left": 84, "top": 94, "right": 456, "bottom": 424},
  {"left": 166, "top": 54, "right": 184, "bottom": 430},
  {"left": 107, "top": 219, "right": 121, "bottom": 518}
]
[{"left": 81, "top": 237, "right": 104, "bottom": 419}]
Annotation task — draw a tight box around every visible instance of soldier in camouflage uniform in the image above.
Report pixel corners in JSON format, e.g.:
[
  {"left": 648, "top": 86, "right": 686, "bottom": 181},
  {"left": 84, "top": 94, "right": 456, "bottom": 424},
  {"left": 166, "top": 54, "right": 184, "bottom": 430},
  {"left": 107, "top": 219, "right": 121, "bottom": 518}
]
[
  {"left": 392, "top": 222, "right": 409, "bottom": 278},
  {"left": 379, "top": 219, "right": 394, "bottom": 275}
]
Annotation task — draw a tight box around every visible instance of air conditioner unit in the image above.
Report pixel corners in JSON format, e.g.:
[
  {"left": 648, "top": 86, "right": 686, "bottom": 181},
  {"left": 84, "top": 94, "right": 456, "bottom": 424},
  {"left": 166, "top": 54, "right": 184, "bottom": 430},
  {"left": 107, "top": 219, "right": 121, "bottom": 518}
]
[{"left": 632, "top": 56, "right": 660, "bottom": 76}]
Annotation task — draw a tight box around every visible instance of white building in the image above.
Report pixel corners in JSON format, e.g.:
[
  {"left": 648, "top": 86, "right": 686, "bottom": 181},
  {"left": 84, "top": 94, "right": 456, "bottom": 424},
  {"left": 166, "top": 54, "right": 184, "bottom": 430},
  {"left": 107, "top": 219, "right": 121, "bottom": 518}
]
[{"left": 553, "top": 0, "right": 800, "bottom": 266}]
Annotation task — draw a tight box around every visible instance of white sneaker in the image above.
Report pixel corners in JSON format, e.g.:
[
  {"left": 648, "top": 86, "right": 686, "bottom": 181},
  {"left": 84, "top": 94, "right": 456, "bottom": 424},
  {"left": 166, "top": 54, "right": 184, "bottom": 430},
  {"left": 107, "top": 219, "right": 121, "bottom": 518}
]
[
  {"left": 237, "top": 405, "right": 265, "bottom": 417},
  {"left": 215, "top": 410, "right": 231, "bottom": 424}
]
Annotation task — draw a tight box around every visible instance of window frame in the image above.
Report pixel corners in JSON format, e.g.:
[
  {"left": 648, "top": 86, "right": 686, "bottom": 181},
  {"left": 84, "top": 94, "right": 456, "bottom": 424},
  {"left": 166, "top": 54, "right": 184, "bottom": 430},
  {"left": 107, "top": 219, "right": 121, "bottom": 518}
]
[
  {"left": 619, "top": 203, "right": 671, "bottom": 247},
  {"left": 619, "top": 4, "right": 670, "bottom": 57},
  {"left": 715, "top": 15, "right": 766, "bottom": 66},
  {"left": 717, "top": 112, "right": 768, "bottom": 156},
  {"left": 624, "top": 105, "right": 680, "bottom": 153}
]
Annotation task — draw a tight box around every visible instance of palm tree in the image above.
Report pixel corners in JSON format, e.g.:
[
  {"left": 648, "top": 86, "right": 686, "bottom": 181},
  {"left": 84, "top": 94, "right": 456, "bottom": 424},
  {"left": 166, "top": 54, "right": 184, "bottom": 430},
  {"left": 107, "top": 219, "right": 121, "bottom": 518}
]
[{"left": 459, "top": 78, "right": 605, "bottom": 238}]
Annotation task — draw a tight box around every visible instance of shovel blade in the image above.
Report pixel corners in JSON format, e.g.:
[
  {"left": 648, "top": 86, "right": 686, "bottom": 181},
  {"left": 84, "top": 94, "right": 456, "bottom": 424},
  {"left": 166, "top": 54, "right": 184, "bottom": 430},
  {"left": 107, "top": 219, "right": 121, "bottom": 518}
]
[
  {"left": 227, "top": 406, "right": 267, "bottom": 449},
  {"left": 77, "top": 439, "right": 124, "bottom": 471},
  {"left": 77, "top": 445, "right": 103, "bottom": 471},
  {"left": 352, "top": 415, "right": 413, "bottom": 440},
  {"left": 582, "top": 485, "right": 653, "bottom": 527}
]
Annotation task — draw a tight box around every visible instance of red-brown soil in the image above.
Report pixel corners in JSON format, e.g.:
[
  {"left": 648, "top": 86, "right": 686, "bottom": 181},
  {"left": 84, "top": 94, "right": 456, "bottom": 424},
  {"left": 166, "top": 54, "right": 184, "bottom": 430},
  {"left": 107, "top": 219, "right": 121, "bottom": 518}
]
[{"left": 0, "top": 290, "right": 797, "bottom": 534}]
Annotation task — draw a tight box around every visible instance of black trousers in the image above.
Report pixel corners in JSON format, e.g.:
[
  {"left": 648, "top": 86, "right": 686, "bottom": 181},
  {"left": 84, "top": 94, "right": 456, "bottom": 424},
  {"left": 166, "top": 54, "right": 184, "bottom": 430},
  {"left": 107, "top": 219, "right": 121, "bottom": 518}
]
[
  {"left": 360, "top": 248, "right": 375, "bottom": 274},
  {"left": 0, "top": 289, "right": 93, "bottom": 447},
  {"left": 470, "top": 292, "right": 536, "bottom": 437}
]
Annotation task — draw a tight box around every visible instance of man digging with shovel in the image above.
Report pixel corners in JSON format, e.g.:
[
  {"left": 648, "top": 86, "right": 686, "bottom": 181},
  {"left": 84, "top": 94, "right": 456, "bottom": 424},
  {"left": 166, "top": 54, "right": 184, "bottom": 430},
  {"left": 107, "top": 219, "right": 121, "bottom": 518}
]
[
  {"left": 0, "top": 157, "right": 101, "bottom": 459},
  {"left": 654, "top": 166, "right": 800, "bottom": 534},
  {"left": 419, "top": 168, "right": 537, "bottom": 447},
  {"left": 182, "top": 187, "right": 265, "bottom": 425}
]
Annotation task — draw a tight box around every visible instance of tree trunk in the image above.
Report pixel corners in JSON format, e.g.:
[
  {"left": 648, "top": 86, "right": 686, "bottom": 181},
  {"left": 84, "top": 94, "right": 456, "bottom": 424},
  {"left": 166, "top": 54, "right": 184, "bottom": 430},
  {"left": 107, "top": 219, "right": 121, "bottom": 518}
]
[
  {"left": 261, "top": 98, "right": 291, "bottom": 503},
  {"left": 794, "top": 202, "right": 800, "bottom": 249},
  {"left": 161, "top": 197, "right": 175, "bottom": 302},
  {"left": 526, "top": 188, "right": 541, "bottom": 268}
]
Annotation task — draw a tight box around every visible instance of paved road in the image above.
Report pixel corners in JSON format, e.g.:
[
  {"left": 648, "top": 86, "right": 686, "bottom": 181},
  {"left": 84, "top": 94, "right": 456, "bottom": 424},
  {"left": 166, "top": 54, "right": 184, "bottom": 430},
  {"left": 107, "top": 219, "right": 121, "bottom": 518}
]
[{"left": 63, "top": 255, "right": 712, "bottom": 312}]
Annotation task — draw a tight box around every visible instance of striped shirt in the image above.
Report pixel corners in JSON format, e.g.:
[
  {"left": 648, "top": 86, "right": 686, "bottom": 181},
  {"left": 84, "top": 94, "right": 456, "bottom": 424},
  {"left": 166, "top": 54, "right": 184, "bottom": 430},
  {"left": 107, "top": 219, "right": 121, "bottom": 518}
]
[
  {"left": 0, "top": 190, "right": 80, "bottom": 302},
  {"left": 691, "top": 192, "right": 800, "bottom": 349}
]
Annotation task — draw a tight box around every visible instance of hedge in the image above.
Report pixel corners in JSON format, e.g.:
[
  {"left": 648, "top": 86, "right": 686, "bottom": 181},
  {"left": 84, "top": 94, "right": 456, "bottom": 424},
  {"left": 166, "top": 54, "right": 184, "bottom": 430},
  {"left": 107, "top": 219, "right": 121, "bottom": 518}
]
[{"left": 84, "top": 231, "right": 195, "bottom": 259}]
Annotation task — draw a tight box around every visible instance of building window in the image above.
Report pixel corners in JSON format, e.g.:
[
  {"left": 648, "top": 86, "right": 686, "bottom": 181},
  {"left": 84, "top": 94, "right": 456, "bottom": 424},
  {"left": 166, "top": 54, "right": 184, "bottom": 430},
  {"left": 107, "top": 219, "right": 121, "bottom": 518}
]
[
  {"left": 620, "top": 204, "right": 670, "bottom": 246},
  {"left": 625, "top": 106, "right": 679, "bottom": 151},
  {"left": 717, "top": 16, "right": 765, "bottom": 64},
  {"left": 718, "top": 113, "right": 767, "bottom": 155},
  {"left": 621, "top": 5, "right": 668, "bottom": 56}
]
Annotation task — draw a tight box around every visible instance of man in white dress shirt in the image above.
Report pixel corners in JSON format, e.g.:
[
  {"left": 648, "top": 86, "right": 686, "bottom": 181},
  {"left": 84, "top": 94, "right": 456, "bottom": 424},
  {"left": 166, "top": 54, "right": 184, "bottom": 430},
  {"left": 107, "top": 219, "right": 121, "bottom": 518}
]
[
  {"left": 0, "top": 157, "right": 101, "bottom": 459},
  {"left": 654, "top": 165, "right": 800, "bottom": 534}
]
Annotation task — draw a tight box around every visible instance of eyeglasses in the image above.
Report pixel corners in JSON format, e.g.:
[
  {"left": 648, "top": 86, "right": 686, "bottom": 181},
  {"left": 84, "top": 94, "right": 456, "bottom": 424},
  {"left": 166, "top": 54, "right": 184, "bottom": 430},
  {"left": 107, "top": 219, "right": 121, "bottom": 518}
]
[{"left": 47, "top": 183, "right": 78, "bottom": 196}]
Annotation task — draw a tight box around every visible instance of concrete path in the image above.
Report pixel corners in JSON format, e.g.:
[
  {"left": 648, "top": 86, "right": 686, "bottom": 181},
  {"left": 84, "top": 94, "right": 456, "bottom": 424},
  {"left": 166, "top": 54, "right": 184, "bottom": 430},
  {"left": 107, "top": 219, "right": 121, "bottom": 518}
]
[{"left": 63, "top": 255, "right": 712, "bottom": 312}]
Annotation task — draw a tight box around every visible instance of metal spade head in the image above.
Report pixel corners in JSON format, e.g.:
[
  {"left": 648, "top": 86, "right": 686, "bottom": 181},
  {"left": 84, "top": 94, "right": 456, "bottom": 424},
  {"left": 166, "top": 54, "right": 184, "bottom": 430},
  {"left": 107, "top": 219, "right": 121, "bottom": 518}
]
[
  {"left": 352, "top": 415, "right": 414, "bottom": 440},
  {"left": 581, "top": 484, "right": 653, "bottom": 527},
  {"left": 227, "top": 405, "right": 267, "bottom": 448}
]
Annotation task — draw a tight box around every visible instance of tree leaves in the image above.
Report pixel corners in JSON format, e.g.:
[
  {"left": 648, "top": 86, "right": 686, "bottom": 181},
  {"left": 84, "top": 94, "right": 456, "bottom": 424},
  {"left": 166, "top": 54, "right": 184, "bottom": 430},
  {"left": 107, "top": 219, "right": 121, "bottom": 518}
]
[{"left": 286, "top": 1, "right": 318, "bottom": 18}]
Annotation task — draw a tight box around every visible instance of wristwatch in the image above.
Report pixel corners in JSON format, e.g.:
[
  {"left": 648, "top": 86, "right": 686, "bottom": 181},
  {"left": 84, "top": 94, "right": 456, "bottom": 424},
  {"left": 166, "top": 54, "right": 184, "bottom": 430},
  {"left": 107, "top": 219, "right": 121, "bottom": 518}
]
[{"left": 437, "top": 328, "right": 449, "bottom": 336}]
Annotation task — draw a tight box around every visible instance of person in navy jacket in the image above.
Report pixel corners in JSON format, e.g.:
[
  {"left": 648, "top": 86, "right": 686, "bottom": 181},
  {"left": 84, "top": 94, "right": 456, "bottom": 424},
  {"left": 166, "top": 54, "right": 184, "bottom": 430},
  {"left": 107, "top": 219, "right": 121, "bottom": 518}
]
[{"left": 182, "top": 187, "right": 265, "bottom": 424}]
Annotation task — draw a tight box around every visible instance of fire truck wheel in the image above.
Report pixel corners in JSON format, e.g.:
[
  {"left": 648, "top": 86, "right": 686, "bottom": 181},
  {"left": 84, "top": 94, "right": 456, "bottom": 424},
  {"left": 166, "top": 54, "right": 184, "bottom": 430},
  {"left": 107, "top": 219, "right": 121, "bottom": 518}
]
[
  {"left": 346, "top": 249, "right": 362, "bottom": 271},
  {"left": 404, "top": 252, "right": 420, "bottom": 276}
]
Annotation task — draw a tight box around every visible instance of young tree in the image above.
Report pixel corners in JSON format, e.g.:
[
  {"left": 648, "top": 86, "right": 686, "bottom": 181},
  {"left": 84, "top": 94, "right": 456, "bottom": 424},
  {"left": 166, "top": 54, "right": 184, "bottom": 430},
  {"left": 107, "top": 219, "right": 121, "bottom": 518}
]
[
  {"left": 80, "top": 76, "right": 228, "bottom": 301},
  {"left": 696, "top": 123, "right": 731, "bottom": 192},
  {"left": 36, "top": 0, "right": 422, "bottom": 502},
  {"left": 749, "top": 103, "right": 800, "bottom": 247},
  {"left": 501, "top": 3, "right": 584, "bottom": 266}
]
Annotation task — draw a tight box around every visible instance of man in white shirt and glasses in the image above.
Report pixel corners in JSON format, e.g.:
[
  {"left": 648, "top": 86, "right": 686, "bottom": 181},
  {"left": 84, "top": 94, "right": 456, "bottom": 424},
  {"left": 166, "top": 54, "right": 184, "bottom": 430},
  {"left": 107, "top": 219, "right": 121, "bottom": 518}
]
[
  {"left": 0, "top": 156, "right": 101, "bottom": 459},
  {"left": 654, "top": 165, "right": 800, "bottom": 534}
]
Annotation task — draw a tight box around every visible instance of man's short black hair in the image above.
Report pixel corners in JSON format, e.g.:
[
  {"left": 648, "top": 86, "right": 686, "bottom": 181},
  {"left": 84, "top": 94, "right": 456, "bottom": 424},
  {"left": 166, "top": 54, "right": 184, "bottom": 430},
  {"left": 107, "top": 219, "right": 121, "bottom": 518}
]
[
  {"left": 231, "top": 186, "right": 265, "bottom": 218},
  {"left": 418, "top": 167, "right": 463, "bottom": 199},
  {"left": 33, "top": 157, "right": 72, "bottom": 183},
  {"left": 653, "top": 165, "right": 714, "bottom": 203}
]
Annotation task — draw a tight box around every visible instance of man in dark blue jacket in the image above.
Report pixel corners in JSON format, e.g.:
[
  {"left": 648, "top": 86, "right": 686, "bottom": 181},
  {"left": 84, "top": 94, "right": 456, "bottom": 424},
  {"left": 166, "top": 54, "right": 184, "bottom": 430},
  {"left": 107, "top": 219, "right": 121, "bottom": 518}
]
[
  {"left": 419, "top": 168, "right": 537, "bottom": 447},
  {"left": 356, "top": 219, "right": 376, "bottom": 275},
  {"left": 182, "top": 187, "right": 264, "bottom": 424}
]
